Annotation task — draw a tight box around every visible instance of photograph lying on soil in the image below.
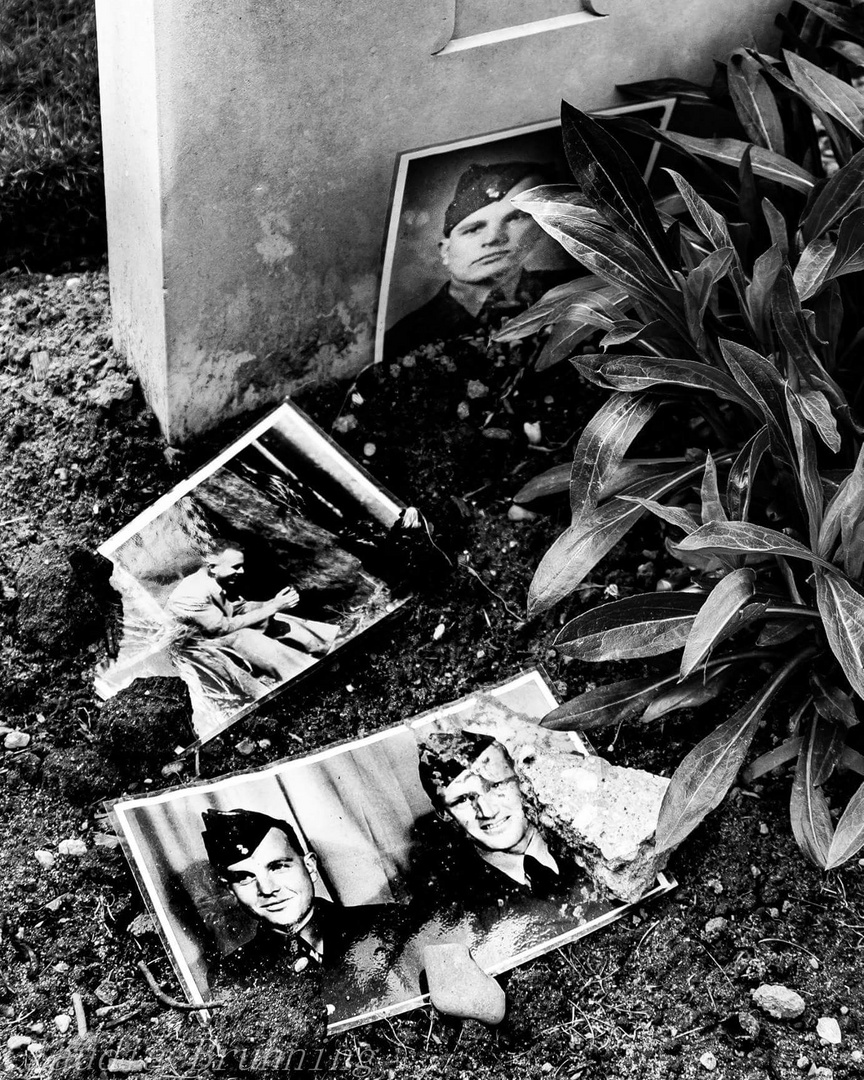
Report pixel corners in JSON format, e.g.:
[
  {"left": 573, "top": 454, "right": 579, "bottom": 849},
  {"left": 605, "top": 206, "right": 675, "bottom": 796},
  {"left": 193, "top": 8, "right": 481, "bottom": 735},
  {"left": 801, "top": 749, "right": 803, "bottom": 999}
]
[
  {"left": 95, "top": 401, "right": 410, "bottom": 745},
  {"left": 376, "top": 98, "right": 675, "bottom": 364},
  {"left": 110, "top": 669, "right": 674, "bottom": 1033}
]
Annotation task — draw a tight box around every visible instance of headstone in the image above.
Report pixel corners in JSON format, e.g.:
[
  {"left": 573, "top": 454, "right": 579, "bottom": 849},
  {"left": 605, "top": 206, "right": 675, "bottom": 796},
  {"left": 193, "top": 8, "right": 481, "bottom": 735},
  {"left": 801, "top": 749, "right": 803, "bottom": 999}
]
[{"left": 95, "top": 0, "right": 786, "bottom": 442}]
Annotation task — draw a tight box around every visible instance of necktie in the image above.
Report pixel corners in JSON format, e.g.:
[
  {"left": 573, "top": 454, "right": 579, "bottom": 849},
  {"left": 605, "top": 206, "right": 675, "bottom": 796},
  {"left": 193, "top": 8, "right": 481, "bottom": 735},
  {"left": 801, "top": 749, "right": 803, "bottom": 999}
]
[{"left": 523, "top": 854, "right": 561, "bottom": 899}]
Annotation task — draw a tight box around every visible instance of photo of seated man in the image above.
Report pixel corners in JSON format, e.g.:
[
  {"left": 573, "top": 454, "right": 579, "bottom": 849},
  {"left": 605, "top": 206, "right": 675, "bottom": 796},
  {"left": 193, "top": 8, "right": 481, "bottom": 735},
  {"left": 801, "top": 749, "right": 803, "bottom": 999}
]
[
  {"left": 384, "top": 160, "right": 570, "bottom": 361},
  {"left": 166, "top": 544, "right": 337, "bottom": 687}
]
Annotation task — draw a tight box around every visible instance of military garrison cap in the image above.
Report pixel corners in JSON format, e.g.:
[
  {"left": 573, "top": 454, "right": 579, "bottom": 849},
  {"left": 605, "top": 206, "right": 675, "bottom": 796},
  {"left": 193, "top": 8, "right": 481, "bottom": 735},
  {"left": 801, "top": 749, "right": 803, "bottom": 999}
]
[
  {"left": 417, "top": 728, "right": 501, "bottom": 808},
  {"left": 443, "top": 161, "right": 550, "bottom": 237},
  {"left": 201, "top": 807, "right": 304, "bottom": 874}
]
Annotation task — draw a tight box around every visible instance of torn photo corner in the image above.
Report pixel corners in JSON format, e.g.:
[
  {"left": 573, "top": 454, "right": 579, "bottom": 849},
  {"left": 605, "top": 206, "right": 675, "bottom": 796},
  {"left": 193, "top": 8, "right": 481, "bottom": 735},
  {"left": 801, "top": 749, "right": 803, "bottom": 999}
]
[
  {"left": 375, "top": 97, "right": 676, "bottom": 365},
  {"left": 95, "top": 399, "right": 417, "bottom": 747},
  {"left": 108, "top": 667, "right": 676, "bottom": 1035}
]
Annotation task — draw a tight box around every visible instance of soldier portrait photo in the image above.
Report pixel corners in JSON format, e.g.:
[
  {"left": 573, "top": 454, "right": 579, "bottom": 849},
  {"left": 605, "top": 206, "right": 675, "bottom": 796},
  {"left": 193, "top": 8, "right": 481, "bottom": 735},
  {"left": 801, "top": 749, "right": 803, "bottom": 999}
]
[
  {"left": 376, "top": 102, "right": 675, "bottom": 364},
  {"left": 111, "top": 670, "right": 673, "bottom": 1033},
  {"left": 95, "top": 401, "right": 410, "bottom": 745}
]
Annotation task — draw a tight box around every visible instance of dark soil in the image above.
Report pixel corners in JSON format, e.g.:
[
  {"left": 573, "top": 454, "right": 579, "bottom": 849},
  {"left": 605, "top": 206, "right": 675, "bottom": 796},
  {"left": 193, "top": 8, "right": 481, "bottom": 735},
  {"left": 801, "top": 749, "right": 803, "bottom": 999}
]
[{"left": 0, "top": 264, "right": 861, "bottom": 1079}]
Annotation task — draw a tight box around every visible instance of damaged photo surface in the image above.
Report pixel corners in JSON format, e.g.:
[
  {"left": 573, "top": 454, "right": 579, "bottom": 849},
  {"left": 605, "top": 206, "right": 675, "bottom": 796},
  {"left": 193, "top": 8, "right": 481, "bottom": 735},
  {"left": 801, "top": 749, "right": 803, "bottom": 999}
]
[
  {"left": 96, "top": 402, "right": 408, "bottom": 745},
  {"left": 111, "top": 670, "right": 673, "bottom": 1033},
  {"left": 376, "top": 99, "right": 674, "bottom": 364}
]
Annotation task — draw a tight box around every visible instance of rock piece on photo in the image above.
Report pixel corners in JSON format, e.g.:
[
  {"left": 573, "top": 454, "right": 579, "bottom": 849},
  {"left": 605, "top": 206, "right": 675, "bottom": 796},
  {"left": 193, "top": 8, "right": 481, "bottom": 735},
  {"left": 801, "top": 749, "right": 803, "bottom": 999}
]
[
  {"left": 464, "top": 696, "right": 670, "bottom": 903},
  {"left": 423, "top": 943, "right": 506, "bottom": 1025}
]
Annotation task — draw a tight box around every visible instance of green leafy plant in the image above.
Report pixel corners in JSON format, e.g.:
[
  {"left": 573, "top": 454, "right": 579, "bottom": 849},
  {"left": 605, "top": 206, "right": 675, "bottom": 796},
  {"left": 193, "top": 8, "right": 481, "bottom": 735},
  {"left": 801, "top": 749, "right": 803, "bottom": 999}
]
[{"left": 499, "top": 0, "right": 864, "bottom": 868}]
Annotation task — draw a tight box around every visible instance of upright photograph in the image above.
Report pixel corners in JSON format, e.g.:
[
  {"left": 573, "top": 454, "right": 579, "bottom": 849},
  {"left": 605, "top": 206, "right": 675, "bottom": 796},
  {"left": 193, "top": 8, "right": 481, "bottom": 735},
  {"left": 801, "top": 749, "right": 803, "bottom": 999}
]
[
  {"left": 376, "top": 99, "right": 675, "bottom": 363},
  {"left": 110, "top": 669, "right": 674, "bottom": 1034},
  {"left": 95, "top": 402, "right": 411, "bottom": 746}
]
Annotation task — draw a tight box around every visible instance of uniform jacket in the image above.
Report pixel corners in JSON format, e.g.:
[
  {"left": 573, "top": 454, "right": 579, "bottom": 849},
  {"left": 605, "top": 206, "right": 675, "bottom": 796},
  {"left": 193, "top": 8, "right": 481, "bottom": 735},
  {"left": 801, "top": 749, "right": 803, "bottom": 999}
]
[{"left": 383, "top": 267, "right": 571, "bottom": 361}]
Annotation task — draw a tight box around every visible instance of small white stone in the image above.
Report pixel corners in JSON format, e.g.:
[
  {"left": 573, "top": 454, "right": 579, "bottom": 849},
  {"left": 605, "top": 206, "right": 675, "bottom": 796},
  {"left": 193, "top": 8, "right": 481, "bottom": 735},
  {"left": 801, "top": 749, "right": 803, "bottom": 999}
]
[
  {"left": 760, "top": 823, "right": 769, "bottom": 835},
  {"left": 7, "top": 1035, "right": 31, "bottom": 1051},
  {"left": 293, "top": 957, "right": 308, "bottom": 973},
  {"left": 326, "top": 1003, "right": 336, "bottom": 1016},
  {"left": 57, "top": 838, "right": 87, "bottom": 857},
  {"left": 699, "top": 1051, "right": 717, "bottom": 1071},
  {"left": 34, "top": 849, "right": 55, "bottom": 869},
  {"left": 432, "top": 623, "right": 446, "bottom": 641},
  {"left": 508, "top": 504, "right": 538, "bottom": 522},
  {"left": 54, "top": 1014, "right": 72, "bottom": 1034},
  {"left": 362, "top": 442, "right": 376, "bottom": 457},
  {"left": 4, "top": 730, "right": 30, "bottom": 750},
  {"left": 752, "top": 984, "right": 806, "bottom": 1019},
  {"left": 851, "top": 1049, "right": 862, "bottom": 1063},
  {"left": 797, "top": 1055, "right": 809, "bottom": 1069},
  {"left": 817, "top": 1016, "right": 842, "bottom": 1044},
  {"left": 65, "top": 277, "right": 83, "bottom": 289},
  {"left": 523, "top": 421, "right": 542, "bottom": 445}
]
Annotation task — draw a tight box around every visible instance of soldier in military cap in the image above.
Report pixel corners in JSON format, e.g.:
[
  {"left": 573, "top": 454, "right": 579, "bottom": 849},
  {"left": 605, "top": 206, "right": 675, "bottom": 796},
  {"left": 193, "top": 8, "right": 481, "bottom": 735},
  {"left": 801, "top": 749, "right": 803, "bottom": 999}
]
[
  {"left": 201, "top": 807, "right": 424, "bottom": 1025},
  {"left": 415, "top": 729, "right": 602, "bottom": 915},
  {"left": 384, "top": 160, "right": 569, "bottom": 360}
]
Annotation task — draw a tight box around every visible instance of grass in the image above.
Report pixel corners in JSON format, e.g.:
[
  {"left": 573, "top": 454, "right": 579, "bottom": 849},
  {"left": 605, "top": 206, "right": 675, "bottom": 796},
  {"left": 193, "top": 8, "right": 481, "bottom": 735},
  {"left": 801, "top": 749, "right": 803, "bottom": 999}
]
[{"left": 0, "top": 0, "right": 105, "bottom": 270}]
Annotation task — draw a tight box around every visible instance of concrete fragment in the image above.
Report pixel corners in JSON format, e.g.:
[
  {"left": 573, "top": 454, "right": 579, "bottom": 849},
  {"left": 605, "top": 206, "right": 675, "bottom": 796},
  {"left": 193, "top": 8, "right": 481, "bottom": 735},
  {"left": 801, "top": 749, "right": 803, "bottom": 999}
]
[
  {"left": 751, "top": 984, "right": 806, "bottom": 1019},
  {"left": 699, "top": 1051, "right": 717, "bottom": 1071},
  {"left": 817, "top": 1017, "right": 842, "bottom": 1044},
  {"left": 462, "top": 696, "right": 669, "bottom": 901},
  {"left": 423, "top": 943, "right": 505, "bottom": 1025},
  {"left": 4, "top": 731, "right": 30, "bottom": 750}
]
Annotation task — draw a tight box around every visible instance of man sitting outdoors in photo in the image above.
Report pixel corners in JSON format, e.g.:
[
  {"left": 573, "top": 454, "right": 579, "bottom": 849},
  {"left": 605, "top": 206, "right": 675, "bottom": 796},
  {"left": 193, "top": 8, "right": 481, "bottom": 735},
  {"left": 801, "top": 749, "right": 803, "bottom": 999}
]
[
  {"left": 384, "top": 160, "right": 568, "bottom": 360},
  {"left": 166, "top": 544, "right": 338, "bottom": 686}
]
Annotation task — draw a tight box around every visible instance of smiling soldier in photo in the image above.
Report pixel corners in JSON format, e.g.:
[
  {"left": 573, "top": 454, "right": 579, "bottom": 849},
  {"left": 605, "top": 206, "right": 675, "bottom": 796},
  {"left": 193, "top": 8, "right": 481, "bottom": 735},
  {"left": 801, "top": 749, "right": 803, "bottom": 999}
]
[
  {"left": 201, "top": 808, "right": 421, "bottom": 1025},
  {"left": 416, "top": 729, "right": 600, "bottom": 912},
  {"left": 384, "top": 161, "right": 568, "bottom": 360}
]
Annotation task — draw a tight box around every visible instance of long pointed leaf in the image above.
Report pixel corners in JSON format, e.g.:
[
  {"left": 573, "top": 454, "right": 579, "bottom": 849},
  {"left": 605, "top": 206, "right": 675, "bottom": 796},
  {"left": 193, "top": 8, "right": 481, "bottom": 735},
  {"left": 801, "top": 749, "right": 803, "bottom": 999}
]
[
  {"left": 785, "top": 386, "right": 824, "bottom": 548},
  {"left": 541, "top": 671, "right": 676, "bottom": 731},
  {"left": 617, "top": 495, "right": 699, "bottom": 534},
  {"left": 555, "top": 592, "right": 705, "bottom": 661},
  {"left": 528, "top": 464, "right": 703, "bottom": 615},
  {"left": 719, "top": 339, "right": 795, "bottom": 473},
  {"left": 826, "top": 205, "right": 864, "bottom": 283},
  {"left": 561, "top": 101, "right": 677, "bottom": 275},
  {"left": 790, "top": 716, "right": 841, "bottom": 867},
  {"left": 794, "top": 237, "right": 836, "bottom": 300},
  {"left": 742, "top": 736, "right": 803, "bottom": 783},
  {"left": 727, "top": 426, "right": 770, "bottom": 522},
  {"left": 727, "top": 49, "right": 786, "bottom": 153},
  {"left": 795, "top": 0, "right": 864, "bottom": 40},
  {"left": 815, "top": 569, "right": 864, "bottom": 699},
  {"left": 785, "top": 50, "right": 864, "bottom": 139},
  {"left": 700, "top": 452, "right": 728, "bottom": 526},
  {"left": 801, "top": 145, "right": 864, "bottom": 241},
  {"left": 748, "top": 243, "right": 785, "bottom": 344},
  {"left": 568, "top": 393, "right": 658, "bottom": 518},
  {"left": 826, "top": 779, "right": 864, "bottom": 868},
  {"left": 496, "top": 275, "right": 619, "bottom": 342},
  {"left": 662, "top": 131, "right": 815, "bottom": 194},
  {"left": 679, "top": 568, "right": 756, "bottom": 679},
  {"left": 677, "top": 521, "right": 840, "bottom": 573},
  {"left": 642, "top": 665, "right": 735, "bottom": 723},
  {"left": 655, "top": 659, "right": 804, "bottom": 853},
  {"left": 571, "top": 354, "right": 756, "bottom": 412}
]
